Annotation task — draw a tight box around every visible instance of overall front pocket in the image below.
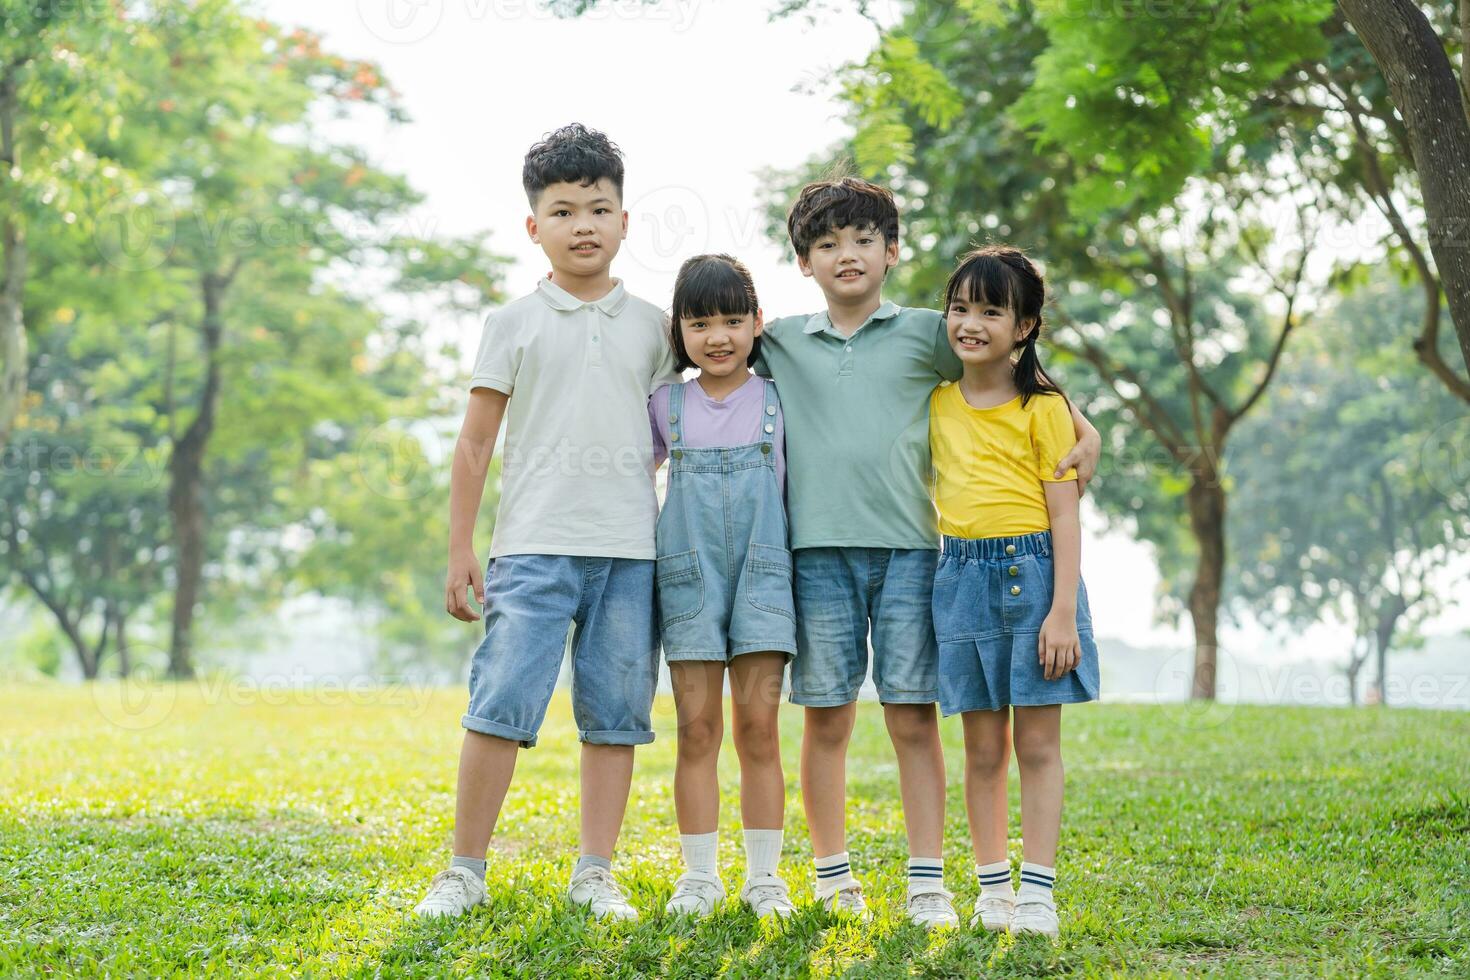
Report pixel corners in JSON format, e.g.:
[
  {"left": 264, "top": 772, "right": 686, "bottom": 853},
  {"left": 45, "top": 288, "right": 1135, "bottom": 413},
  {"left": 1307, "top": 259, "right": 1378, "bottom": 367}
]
[
  {"left": 656, "top": 550, "right": 704, "bottom": 627},
  {"left": 743, "top": 543, "right": 796, "bottom": 621}
]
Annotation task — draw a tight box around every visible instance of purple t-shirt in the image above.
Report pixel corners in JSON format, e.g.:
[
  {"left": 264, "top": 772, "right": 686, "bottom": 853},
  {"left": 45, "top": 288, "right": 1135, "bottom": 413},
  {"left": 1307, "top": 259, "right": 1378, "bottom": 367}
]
[{"left": 649, "top": 374, "right": 786, "bottom": 492}]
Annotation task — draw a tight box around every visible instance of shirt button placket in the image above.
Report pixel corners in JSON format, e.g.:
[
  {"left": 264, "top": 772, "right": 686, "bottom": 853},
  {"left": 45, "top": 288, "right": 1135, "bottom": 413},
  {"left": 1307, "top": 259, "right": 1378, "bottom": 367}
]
[{"left": 588, "top": 307, "right": 602, "bottom": 367}]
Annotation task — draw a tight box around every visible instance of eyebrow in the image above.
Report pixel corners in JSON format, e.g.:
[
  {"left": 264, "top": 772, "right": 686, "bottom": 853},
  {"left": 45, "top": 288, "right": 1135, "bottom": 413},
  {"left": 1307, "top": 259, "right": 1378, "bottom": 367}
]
[{"left": 547, "top": 198, "right": 615, "bottom": 207}]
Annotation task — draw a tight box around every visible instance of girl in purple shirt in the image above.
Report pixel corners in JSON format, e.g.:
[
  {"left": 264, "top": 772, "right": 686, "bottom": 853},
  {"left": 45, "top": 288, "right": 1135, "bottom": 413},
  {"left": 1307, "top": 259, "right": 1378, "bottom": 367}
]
[{"left": 648, "top": 254, "right": 796, "bottom": 920}]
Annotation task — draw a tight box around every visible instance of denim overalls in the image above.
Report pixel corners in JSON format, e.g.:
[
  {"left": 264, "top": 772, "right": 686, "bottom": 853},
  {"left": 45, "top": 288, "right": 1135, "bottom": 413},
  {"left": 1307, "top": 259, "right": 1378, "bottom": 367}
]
[{"left": 654, "top": 379, "right": 798, "bottom": 662}]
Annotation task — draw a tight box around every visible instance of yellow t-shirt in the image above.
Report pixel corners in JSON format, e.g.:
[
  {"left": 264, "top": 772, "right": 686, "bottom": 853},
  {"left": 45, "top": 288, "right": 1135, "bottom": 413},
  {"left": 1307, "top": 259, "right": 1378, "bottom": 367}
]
[{"left": 929, "top": 383, "right": 1078, "bottom": 538}]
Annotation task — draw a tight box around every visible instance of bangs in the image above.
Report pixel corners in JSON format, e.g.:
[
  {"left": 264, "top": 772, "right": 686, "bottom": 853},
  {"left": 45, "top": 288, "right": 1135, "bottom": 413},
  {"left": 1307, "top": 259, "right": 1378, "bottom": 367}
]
[
  {"left": 946, "top": 253, "right": 1021, "bottom": 313},
  {"left": 672, "top": 259, "right": 758, "bottom": 323}
]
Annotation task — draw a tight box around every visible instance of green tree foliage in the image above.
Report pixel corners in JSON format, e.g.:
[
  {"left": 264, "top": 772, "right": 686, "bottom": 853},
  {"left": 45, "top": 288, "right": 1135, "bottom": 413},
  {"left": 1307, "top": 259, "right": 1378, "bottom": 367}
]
[
  {"left": 1227, "top": 276, "right": 1469, "bottom": 704},
  {"left": 1, "top": 2, "right": 507, "bottom": 678}
]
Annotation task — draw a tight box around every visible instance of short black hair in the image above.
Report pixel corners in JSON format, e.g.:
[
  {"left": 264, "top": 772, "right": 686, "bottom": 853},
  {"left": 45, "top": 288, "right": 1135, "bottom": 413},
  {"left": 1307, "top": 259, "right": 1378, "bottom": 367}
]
[
  {"left": 786, "top": 175, "right": 900, "bottom": 258},
  {"left": 522, "top": 123, "right": 624, "bottom": 208},
  {"left": 669, "top": 254, "right": 763, "bottom": 372}
]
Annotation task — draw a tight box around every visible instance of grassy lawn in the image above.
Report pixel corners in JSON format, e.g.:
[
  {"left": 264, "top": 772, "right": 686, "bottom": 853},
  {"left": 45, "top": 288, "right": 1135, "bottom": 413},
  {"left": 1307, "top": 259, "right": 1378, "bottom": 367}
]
[{"left": 1, "top": 683, "right": 1466, "bottom": 977}]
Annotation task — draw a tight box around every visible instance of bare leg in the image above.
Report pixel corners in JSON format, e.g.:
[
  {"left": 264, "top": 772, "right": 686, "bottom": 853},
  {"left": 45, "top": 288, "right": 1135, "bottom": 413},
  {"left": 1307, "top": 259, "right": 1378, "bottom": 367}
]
[
  {"left": 670, "top": 660, "right": 726, "bottom": 835},
  {"left": 580, "top": 743, "right": 636, "bottom": 859},
  {"left": 882, "top": 702, "right": 946, "bottom": 858},
  {"left": 961, "top": 708, "right": 1012, "bottom": 865},
  {"left": 452, "top": 730, "right": 520, "bottom": 858},
  {"left": 729, "top": 652, "right": 786, "bottom": 829},
  {"left": 800, "top": 702, "right": 856, "bottom": 856},
  {"left": 1012, "top": 704, "right": 1064, "bottom": 867}
]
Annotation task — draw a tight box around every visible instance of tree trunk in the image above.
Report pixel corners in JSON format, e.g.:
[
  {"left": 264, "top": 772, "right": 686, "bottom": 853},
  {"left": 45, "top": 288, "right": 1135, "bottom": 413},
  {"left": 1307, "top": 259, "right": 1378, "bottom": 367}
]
[
  {"left": 1185, "top": 477, "right": 1227, "bottom": 700},
  {"left": 166, "top": 274, "right": 227, "bottom": 680},
  {"left": 0, "top": 70, "right": 27, "bottom": 451},
  {"left": 1372, "top": 598, "right": 1405, "bottom": 707},
  {"left": 116, "top": 609, "right": 131, "bottom": 678},
  {"left": 1338, "top": 0, "right": 1470, "bottom": 384}
]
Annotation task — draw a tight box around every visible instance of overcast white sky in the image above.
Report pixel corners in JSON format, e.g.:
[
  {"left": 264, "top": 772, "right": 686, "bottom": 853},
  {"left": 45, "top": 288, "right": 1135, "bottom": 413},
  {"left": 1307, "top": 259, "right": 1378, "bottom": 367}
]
[{"left": 260, "top": 0, "right": 1467, "bottom": 653}]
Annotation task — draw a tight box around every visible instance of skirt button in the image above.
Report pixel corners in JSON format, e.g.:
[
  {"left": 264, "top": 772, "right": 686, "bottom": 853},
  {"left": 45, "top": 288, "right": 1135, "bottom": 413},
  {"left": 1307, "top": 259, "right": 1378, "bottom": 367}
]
[{"left": 1010, "top": 585, "right": 1021, "bottom": 596}]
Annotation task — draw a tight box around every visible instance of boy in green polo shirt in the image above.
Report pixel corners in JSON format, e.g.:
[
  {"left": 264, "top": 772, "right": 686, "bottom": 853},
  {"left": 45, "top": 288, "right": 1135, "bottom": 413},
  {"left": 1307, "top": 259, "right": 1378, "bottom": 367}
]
[{"left": 756, "top": 176, "right": 1100, "bottom": 927}]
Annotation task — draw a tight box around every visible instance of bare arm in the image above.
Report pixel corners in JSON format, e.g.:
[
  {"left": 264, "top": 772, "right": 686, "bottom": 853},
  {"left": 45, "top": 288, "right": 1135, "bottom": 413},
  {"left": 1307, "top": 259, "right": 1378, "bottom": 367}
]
[
  {"left": 1039, "top": 479, "right": 1082, "bottom": 681},
  {"left": 445, "top": 387, "right": 509, "bottom": 622},
  {"left": 1055, "top": 400, "right": 1102, "bottom": 497}
]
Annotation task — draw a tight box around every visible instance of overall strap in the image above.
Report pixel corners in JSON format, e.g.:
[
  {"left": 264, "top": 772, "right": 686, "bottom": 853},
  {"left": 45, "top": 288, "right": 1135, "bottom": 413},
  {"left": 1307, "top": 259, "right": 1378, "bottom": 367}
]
[
  {"left": 667, "top": 381, "right": 686, "bottom": 450},
  {"left": 759, "top": 379, "right": 778, "bottom": 452}
]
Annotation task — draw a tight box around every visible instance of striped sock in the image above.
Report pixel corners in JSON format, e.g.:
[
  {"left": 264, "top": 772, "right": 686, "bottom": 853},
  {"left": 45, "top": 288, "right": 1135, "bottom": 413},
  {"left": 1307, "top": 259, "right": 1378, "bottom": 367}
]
[
  {"left": 1017, "top": 861, "right": 1055, "bottom": 903},
  {"left": 813, "top": 851, "right": 856, "bottom": 897},
  {"left": 976, "top": 859, "right": 1013, "bottom": 898},
  {"left": 743, "top": 828, "right": 782, "bottom": 880},
  {"left": 907, "top": 856, "right": 945, "bottom": 892},
  {"left": 680, "top": 832, "right": 719, "bottom": 875}
]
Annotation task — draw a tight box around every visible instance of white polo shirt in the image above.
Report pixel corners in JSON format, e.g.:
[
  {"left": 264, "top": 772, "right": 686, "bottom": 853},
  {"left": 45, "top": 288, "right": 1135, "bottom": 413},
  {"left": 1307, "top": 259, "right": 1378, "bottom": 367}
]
[{"left": 469, "top": 277, "right": 679, "bottom": 560}]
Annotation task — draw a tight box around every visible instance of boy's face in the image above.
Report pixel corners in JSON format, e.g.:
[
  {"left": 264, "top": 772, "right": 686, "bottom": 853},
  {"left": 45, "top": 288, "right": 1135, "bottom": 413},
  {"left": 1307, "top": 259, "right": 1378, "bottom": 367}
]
[
  {"left": 679, "top": 310, "right": 764, "bottom": 380},
  {"left": 946, "top": 288, "right": 1032, "bottom": 365},
  {"left": 796, "top": 224, "right": 899, "bottom": 303},
  {"left": 526, "top": 178, "right": 627, "bottom": 277}
]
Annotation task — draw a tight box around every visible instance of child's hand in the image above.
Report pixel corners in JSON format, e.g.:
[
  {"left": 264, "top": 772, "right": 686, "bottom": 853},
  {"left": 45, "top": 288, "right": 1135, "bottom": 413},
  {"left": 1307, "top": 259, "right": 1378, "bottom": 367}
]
[
  {"left": 1037, "top": 609, "right": 1081, "bottom": 681},
  {"left": 445, "top": 549, "right": 485, "bottom": 622},
  {"left": 1055, "top": 424, "right": 1102, "bottom": 497}
]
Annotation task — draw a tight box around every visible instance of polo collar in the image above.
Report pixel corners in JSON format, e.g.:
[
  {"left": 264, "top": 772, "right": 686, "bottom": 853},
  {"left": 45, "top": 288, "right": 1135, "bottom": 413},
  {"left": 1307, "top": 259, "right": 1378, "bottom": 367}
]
[
  {"left": 802, "top": 300, "right": 900, "bottom": 334},
  {"left": 536, "top": 276, "right": 629, "bottom": 316}
]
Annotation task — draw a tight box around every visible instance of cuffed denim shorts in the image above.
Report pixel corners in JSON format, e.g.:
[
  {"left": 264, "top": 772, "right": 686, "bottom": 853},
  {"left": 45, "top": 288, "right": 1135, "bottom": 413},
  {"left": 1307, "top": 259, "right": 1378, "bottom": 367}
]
[
  {"left": 933, "top": 530, "right": 1100, "bottom": 714},
  {"left": 788, "top": 547, "right": 939, "bottom": 706},
  {"left": 462, "top": 553, "right": 658, "bottom": 748}
]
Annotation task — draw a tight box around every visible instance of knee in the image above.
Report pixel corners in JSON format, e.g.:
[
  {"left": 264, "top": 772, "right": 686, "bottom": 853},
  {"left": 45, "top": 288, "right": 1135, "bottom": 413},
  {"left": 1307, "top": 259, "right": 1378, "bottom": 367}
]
[
  {"left": 677, "top": 715, "right": 723, "bottom": 759},
  {"left": 1012, "top": 731, "right": 1060, "bottom": 770},
  {"left": 804, "top": 710, "right": 853, "bottom": 750},
  {"left": 965, "top": 741, "right": 1010, "bottom": 778},
  {"left": 884, "top": 704, "right": 938, "bottom": 749},
  {"left": 733, "top": 718, "right": 780, "bottom": 765}
]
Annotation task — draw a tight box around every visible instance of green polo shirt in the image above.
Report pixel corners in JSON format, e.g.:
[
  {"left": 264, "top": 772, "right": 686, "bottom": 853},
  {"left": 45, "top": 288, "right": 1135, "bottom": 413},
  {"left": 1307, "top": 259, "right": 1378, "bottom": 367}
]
[{"left": 756, "top": 301, "right": 963, "bottom": 550}]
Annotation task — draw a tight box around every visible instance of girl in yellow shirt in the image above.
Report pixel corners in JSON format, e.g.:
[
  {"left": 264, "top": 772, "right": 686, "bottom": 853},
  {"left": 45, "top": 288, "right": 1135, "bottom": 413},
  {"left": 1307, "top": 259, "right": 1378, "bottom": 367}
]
[{"left": 928, "top": 245, "right": 1099, "bottom": 940}]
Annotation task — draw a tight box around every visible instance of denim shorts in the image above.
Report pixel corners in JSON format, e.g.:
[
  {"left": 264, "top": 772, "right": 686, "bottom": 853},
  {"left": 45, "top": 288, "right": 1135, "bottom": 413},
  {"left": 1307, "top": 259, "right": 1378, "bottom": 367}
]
[
  {"left": 933, "top": 531, "right": 1100, "bottom": 714},
  {"left": 462, "top": 554, "right": 658, "bottom": 748},
  {"left": 788, "top": 547, "right": 939, "bottom": 706}
]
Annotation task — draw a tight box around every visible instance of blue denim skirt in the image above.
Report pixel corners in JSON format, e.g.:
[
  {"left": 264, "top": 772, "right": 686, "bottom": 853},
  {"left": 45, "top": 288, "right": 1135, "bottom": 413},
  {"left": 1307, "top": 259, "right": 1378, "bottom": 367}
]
[{"left": 932, "top": 530, "right": 1100, "bottom": 714}]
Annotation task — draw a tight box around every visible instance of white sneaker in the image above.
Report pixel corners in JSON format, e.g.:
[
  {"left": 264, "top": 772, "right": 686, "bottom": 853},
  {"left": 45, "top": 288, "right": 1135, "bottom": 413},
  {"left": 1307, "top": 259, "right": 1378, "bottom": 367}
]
[
  {"left": 971, "top": 892, "right": 1015, "bottom": 932},
  {"left": 1010, "top": 896, "right": 1059, "bottom": 938},
  {"left": 412, "top": 867, "right": 486, "bottom": 919},
  {"left": 665, "top": 870, "right": 725, "bottom": 917},
  {"left": 906, "top": 885, "right": 959, "bottom": 928},
  {"left": 567, "top": 865, "right": 639, "bottom": 922},
  {"left": 740, "top": 874, "right": 795, "bottom": 920},
  {"left": 820, "top": 882, "right": 870, "bottom": 920}
]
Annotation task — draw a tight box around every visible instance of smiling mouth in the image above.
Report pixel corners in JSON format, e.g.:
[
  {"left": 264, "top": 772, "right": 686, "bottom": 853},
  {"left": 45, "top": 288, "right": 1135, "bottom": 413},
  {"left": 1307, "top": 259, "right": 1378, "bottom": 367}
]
[
  {"left": 706, "top": 351, "right": 734, "bottom": 360},
  {"left": 836, "top": 269, "right": 863, "bottom": 280},
  {"left": 571, "top": 242, "right": 599, "bottom": 253},
  {"left": 958, "top": 337, "right": 988, "bottom": 348}
]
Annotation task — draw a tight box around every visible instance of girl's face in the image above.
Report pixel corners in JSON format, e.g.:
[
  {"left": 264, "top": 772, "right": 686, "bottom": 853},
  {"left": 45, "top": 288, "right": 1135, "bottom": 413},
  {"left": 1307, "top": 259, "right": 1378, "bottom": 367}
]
[
  {"left": 679, "top": 309, "right": 764, "bottom": 378},
  {"left": 946, "top": 289, "right": 1033, "bottom": 365}
]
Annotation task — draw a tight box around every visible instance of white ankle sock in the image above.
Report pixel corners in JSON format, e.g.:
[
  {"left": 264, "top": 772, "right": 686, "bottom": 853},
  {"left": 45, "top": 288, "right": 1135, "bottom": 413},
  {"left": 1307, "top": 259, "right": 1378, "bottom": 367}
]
[
  {"left": 1017, "top": 861, "right": 1055, "bottom": 903},
  {"left": 813, "top": 851, "right": 856, "bottom": 897},
  {"left": 743, "top": 828, "right": 782, "bottom": 880},
  {"left": 680, "top": 832, "right": 719, "bottom": 875},
  {"left": 976, "top": 859, "right": 1013, "bottom": 898}
]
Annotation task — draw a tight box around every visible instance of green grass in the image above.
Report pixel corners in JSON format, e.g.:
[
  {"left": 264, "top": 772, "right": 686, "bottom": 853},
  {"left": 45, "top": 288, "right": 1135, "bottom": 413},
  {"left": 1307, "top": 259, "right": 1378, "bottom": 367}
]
[{"left": 1, "top": 683, "right": 1466, "bottom": 977}]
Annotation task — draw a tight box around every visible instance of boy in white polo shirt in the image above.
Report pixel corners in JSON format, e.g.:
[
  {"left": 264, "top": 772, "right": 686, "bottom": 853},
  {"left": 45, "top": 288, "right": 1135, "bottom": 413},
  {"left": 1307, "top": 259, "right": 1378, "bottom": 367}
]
[{"left": 414, "top": 124, "right": 679, "bottom": 921}]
